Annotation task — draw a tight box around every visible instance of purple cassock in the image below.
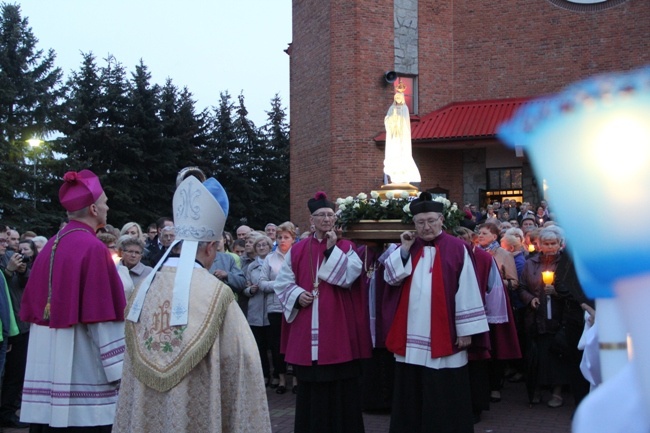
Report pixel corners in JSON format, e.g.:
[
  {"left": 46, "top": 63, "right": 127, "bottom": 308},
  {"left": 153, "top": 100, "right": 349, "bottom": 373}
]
[
  {"left": 467, "top": 247, "right": 493, "bottom": 361},
  {"left": 472, "top": 246, "right": 521, "bottom": 360},
  {"left": 354, "top": 244, "right": 401, "bottom": 349},
  {"left": 277, "top": 236, "right": 371, "bottom": 366},
  {"left": 20, "top": 220, "right": 126, "bottom": 328}
]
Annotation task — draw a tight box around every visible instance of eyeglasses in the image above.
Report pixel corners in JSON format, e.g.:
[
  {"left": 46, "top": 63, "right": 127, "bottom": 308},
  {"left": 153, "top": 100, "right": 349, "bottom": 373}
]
[
  {"left": 312, "top": 213, "right": 336, "bottom": 219},
  {"left": 108, "top": 245, "right": 117, "bottom": 250},
  {"left": 0, "top": 239, "right": 8, "bottom": 245},
  {"left": 123, "top": 250, "right": 142, "bottom": 256},
  {"left": 414, "top": 215, "right": 442, "bottom": 228}
]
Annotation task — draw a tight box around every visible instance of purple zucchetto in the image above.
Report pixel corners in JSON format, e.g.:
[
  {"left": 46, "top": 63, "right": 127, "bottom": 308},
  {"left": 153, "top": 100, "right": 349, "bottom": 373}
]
[{"left": 58, "top": 170, "right": 104, "bottom": 212}]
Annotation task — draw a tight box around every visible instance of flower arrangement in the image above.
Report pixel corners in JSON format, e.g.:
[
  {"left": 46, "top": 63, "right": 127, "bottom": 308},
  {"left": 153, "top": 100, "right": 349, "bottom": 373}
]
[{"left": 335, "top": 191, "right": 465, "bottom": 231}]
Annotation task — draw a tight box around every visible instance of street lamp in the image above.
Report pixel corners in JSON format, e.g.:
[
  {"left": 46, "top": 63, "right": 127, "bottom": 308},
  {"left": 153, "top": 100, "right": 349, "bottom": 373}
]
[
  {"left": 26, "top": 137, "right": 43, "bottom": 208},
  {"left": 498, "top": 65, "right": 650, "bottom": 418}
]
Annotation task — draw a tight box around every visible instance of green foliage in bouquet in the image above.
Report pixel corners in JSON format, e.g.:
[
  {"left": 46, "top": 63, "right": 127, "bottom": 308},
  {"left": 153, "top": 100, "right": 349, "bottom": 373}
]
[{"left": 335, "top": 191, "right": 464, "bottom": 231}]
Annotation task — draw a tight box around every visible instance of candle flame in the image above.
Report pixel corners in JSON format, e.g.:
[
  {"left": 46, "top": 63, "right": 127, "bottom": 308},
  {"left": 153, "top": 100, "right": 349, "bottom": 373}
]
[{"left": 542, "top": 270, "right": 555, "bottom": 285}]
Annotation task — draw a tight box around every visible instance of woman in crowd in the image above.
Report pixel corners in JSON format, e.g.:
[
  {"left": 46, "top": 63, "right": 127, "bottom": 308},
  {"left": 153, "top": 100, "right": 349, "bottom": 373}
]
[
  {"left": 31, "top": 236, "right": 48, "bottom": 254},
  {"left": 244, "top": 235, "right": 274, "bottom": 387},
  {"left": 476, "top": 222, "right": 521, "bottom": 403},
  {"left": 97, "top": 232, "right": 134, "bottom": 298},
  {"left": 479, "top": 204, "right": 498, "bottom": 223},
  {"left": 498, "top": 221, "right": 512, "bottom": 238},
  {"left": 258, "top": 221, "right": 297, "bottom": 394},
  {"left": 524, "top": 228, "right": 541, "bottom": 257},
  {"left": 96, "top": 232, "right": 118, "bottom": 252},
  {"left": 120, "top": 222, "right": 144, "bottom": 239},
  {"left": 501, "top": 232, "right": 526, "bottom": 279},
  {"left": 241, "top": 232, "right": 261, "bottom": 273},
  {"left": 18, "top": 239, "right": 38, "bottom": 263},
  {"left": 517, "top": 227, "right": 571, "bottom": 407},
  {"left": 217, "top": 233, "right": 241, "bottom": 268},
  {"left": 117, "top": 235, "right": 153, "bottom": 292},
  {"left": 535, "top": 206, "right": 551, "bottom": 226},
  {"left": 223, "top": 231, "right": 235, "bottom": 252},
  {"left": 500, "top": 228, "right": 528, "bottom": 384}
]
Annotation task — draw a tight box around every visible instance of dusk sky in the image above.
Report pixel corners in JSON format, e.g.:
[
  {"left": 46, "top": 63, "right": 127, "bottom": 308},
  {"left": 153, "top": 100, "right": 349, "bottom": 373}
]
[{"left": 17, "top": 0, "right": 292, "bottom": 126}]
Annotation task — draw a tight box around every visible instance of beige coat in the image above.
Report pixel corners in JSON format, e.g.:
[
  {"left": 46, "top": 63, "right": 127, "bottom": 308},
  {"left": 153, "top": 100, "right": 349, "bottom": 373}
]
[
  {"left": 489, "top": 246, "right": 519, "bottom": 290},
  {"left": 114, "top": 266, "right": 271, "bottom": 432}
]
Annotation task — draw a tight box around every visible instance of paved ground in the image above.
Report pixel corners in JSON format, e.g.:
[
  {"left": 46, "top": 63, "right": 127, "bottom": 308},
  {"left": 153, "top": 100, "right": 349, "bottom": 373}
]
[
  {"left": 266, "top": 374, "right": 574, "bottom": 433},
  {"left": 6, "top": 375, "right": 575, "bottom": 433}
]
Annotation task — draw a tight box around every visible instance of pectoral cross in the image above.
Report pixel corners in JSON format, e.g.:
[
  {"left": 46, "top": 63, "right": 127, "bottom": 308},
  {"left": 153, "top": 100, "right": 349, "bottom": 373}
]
[
  {"left": 313, "top": 280, "right": 320, "bottom": 299},
  {"left": 366, "top": 265, "right": 375, "bottom": 279}
]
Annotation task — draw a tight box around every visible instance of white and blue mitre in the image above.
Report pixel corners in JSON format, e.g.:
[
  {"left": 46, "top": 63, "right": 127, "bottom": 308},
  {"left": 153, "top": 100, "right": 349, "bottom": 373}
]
[{"left": 127, "top": 168, "right": 229, "bottom": 326}]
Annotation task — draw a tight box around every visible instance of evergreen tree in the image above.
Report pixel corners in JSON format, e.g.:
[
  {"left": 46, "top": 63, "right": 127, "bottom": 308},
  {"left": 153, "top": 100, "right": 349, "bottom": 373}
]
[
  {"left": 206, "top": 92, "right": 291, "bottom": 230},
  {"left": 208, "top": 91, "right": 246, "bottom": 229},
  {"left": 259, "top": 94, "right": 290, "bottom": 224},
  {"left": 53, "top": 52, "right": 104, "bottom": 169},
  {"left": 0, "top": 3, "right": 62, "bottom": 232},
  {"left": 53, "top": 54, "right": 134, "bottom": 229},
  {"left": 115, "top": 59, "right": 165, "bottom": 226},
  {"left": 159, "top": 82, "right": 208, "bottom": 185},
  {"left": 232, "top": 93, "right": 265, "bottom": 228}
]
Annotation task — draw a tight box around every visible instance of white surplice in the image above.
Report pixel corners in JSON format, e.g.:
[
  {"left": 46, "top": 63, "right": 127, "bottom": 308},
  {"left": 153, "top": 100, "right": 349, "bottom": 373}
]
[
  {"left": 20, "top": 321, "right": 125, "bottom": 427},
  {"left": 384, "top": 245, "right": 488, "bottom": 369}
]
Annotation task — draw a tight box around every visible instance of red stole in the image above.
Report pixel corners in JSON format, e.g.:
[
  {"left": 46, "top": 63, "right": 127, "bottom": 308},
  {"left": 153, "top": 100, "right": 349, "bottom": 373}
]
[{"left": 386, "top": 245, "right": 454, "bottom": 358}]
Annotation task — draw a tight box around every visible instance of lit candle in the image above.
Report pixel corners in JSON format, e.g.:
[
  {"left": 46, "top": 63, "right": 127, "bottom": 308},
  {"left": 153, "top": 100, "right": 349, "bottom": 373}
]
[
  {"left": 542, "top": 271, "right": 554, "bottom": 319},
  {"left": 112, "top": 253, "right": 121, "bottom": 265},
  {"left": 542, "top": 271, "right": 555, "bottom": 285},
  {"left": 528, "top": 244, "right": 535, "bottom": 253}
]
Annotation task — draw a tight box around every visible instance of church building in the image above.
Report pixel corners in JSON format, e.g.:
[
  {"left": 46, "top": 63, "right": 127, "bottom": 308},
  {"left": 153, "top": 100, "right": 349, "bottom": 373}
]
[{"left": 288, "top": 0, "right": 649, "bottom": 228}]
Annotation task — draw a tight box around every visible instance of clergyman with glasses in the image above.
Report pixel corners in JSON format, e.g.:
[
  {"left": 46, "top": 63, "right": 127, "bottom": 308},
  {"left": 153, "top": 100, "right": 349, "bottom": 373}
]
[
  {"left": 274, "top": 191, "right": 370, "bottom": 433},
  {"left": 383, "top": 191, "right": 489, "bottom": 433}
]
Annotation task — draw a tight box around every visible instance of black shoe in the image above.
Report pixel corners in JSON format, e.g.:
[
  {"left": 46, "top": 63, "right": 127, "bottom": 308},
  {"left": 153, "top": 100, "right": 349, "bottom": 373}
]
[
  {"left": 0, "top": 414, "right": 29, "bottom": 428},
  {"left": 275, "top": 385, "right": 287, "bottom": 394}
]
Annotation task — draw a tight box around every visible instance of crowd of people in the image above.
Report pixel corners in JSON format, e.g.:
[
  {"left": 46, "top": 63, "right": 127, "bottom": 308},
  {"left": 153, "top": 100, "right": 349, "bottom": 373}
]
[{"left": 0, "top": 171, "right": 597, "bottom": 433}]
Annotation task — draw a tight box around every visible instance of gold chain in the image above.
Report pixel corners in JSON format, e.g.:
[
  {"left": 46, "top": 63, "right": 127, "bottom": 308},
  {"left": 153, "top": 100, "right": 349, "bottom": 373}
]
[{"left": 308, "top": 239, "right": 320, "bottom": 298}]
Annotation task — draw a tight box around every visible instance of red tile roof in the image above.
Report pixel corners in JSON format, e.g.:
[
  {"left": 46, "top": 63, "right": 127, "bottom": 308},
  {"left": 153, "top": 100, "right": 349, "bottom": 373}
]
[{"left": 375, "top": 97, "right": 532, "bottom": 142}]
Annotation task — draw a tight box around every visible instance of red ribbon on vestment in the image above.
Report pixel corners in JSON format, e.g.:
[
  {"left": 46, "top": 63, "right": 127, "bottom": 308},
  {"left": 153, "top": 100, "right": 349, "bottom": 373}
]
[{"left": 385, "top": 246, "right": 454, "bottom": 358}]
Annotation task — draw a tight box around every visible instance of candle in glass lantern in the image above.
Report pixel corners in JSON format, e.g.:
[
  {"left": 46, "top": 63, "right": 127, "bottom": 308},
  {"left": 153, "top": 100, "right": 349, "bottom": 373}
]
[
  {"left": 542, "top": 270, "right": 555, "bottom": 285},
  {"left": 528, "top": 244, "right": 535, "bottom": 253}
]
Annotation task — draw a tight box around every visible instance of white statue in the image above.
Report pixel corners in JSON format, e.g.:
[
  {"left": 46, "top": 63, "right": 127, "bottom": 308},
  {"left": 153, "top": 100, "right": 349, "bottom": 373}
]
[{"left": 383, "top": 85, "right": 421, "bottom": 184}]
